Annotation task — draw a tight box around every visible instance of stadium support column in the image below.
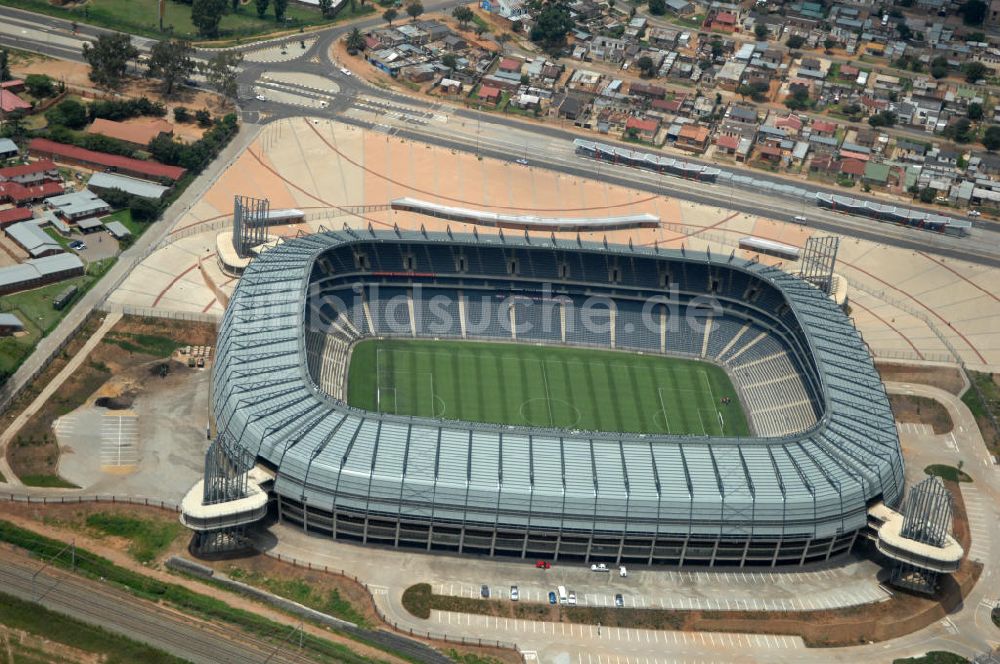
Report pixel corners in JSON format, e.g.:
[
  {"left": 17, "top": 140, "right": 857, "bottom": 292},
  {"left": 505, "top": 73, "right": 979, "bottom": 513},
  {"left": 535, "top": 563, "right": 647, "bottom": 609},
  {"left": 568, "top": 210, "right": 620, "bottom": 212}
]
[{"left": 739, "top": 538, "right": 750, "bottom": 567}]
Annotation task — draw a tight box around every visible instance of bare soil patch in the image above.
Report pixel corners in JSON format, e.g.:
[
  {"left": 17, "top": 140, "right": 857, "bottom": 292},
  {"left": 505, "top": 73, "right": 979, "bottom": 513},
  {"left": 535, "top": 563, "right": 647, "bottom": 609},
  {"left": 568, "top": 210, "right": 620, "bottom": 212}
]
[
  {"left": 4, "top": 316, "right": 216, "bottom": 483},
  {"left": 889, "top": 394, "right": 954, "bottom": 434},
  {"left": 876, "top": 363, "right": 965, "bottom": 395}
]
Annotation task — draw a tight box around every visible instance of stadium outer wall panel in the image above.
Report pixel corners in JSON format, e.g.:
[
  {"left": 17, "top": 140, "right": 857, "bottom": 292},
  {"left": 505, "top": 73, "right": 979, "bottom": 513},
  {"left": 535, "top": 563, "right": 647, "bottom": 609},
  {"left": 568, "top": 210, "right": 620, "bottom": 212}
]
[{"left": 277, "top": 495, "right": 859, "bottom": 567}]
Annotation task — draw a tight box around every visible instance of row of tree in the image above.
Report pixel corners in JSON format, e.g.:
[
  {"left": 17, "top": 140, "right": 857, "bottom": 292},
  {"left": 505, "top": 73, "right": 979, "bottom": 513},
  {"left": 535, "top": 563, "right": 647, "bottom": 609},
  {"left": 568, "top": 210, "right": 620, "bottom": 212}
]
[{"left": 82, "top": 32, "right": 242, "bottom": 100}]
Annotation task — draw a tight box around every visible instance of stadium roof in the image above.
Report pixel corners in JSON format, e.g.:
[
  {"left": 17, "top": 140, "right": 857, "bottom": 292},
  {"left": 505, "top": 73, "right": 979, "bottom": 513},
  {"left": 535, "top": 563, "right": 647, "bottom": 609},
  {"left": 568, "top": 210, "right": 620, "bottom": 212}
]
[{"left": 214, "top": 231, "right": 903, "bottom": 541}]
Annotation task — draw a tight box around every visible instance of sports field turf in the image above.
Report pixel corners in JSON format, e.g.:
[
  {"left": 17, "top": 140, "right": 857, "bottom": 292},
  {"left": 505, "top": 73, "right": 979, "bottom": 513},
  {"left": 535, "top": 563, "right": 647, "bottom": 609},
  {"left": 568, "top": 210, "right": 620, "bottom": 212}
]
[{"left": 347, "top": 339, "right": 750, "bottom": 436}]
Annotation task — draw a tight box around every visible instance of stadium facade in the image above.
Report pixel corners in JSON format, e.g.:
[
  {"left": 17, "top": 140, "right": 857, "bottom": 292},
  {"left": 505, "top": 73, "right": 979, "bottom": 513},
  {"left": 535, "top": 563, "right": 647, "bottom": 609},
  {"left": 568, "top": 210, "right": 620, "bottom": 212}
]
[{"left": 189, "top": 229, "right": 906, "bottom": 567}]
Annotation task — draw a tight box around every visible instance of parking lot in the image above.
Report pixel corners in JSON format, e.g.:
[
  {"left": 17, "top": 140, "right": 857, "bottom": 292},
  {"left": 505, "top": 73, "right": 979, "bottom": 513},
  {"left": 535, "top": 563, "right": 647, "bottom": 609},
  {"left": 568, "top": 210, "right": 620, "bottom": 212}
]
[
  {"left": 433, "top": 562, "right": 890, "bottom": 613},
  {"left": 432, "top": 609, "right": 804, "bottom": 650}
]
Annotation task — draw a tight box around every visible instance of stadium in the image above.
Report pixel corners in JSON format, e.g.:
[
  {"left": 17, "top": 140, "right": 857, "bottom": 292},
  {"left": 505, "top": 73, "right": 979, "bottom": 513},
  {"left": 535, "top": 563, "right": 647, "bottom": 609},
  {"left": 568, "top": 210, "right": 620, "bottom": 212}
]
[{"left": 185, "top": 227, "right": 909, "bottom": 568}]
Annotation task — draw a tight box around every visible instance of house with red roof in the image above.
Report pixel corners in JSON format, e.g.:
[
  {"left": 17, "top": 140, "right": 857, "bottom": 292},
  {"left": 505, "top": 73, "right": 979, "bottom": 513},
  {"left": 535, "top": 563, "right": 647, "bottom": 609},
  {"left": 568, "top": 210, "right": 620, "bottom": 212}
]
[
  {"left": 0, "top": 206, "right": 34, "bottom": 228},
  {"left": 477, "top": 85, "right": 502, "bottom": 104},
  {"left": 774, "top": 114, "right": 803, "bottom": 134},
  {"left": 811, "top": 119, "right": 837, "bottom": 137},
  {"left": 498, "top": 58, "right": 522, "bottom": 74},
  {"left": 839, "top": 159, "right": 866, "bottom": 180},
  {"left": 0, "top": 181, "right": 64, "bottom": 205},
  {"left": 676, "top": 124, "right": 710, "bottom": 153},
  {"left": 28, "top": 138, "right": 186, "bottom": 182},
  {"left": 0, "top": 89, "right": 31, "bottom": 114},
  {"left": 625, "top": 116, "right": 659, "bottom": 142},
  {"left": 710, "top": 11, "right": 737, "bottom": 31},
  {"left": 715, "top": 134, "right": 740, "bottom": 156},
  {"left": 0, "top": 160, "right": 60, "bottom": 186}
]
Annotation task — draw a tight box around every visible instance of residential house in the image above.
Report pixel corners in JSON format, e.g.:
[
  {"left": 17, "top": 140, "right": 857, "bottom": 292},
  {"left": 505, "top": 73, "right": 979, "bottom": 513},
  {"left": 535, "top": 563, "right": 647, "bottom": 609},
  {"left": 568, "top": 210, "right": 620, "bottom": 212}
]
[
  {"left": 811, "top": 119, "right": 837, "bottom": 137},
  {"left": 863, "top": 162, "right": 892, "bottom": 187},
  {"left": 438, "top": 78, "right": 463, "bottom": 94},
  {"left": 774, "top": 114, "right": 803, "bottom": 135},
  {"left": 0, "top": 138, "right": 18, "bottom": 160},
  {"left": 894, "top": 139, "right": 928, "bottom": 162},
  {"left": 715, "top": 60, "right": 747, "bottom": 91},
  {"left": 553, "top": 94, "right": 590, "bottom": 122},
  {"left": 839, "top": 159, "right": 866, "bottom": 181},
  {"left": 0, "top": 160, "right": 60, "bottom": 186},
  {"left": 675, "top": 124, "right": 710, "bottom": 153},
  {"left": 625, "top": 116, "right": 659, "bottom": 142},
  {"left": 0, "top": 89, "right": 31, "bottom": 114},
  {"left": 630, "top": 82, "right": 666, "bottom": 101},
  {"left": 477, "top": 85, "right": 502, "bottom": 104}
]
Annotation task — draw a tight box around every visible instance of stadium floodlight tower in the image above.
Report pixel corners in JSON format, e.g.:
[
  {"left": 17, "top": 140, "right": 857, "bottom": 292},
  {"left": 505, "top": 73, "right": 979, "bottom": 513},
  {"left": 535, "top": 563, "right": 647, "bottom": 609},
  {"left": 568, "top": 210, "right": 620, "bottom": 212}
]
[{"left": 232, "top": 195, "right": 270, "bottom": 259}]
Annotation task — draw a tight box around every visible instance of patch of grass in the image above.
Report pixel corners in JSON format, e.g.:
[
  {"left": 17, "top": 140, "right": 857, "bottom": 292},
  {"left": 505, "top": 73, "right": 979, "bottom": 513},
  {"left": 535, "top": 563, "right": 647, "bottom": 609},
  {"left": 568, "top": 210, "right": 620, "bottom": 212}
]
[
  {"left": 924, "top": 464, "right": 972, "bottom": 483},
  {"left": 42, "top": 226, "right": 73, "bottom": 250},
  {"left": 19, "top": 474, "right": 80, "bottom": 488},
  {"left": 0, "top": 0, "right": 372, "bottom": 43},
  {"left": 103, "top": 332, "right": 182, "bottom": 357},
  {"left": 0, "top": 520, "right": 388, "bottom": 664},
  {"left": 447, "top": 650, "right": 508, "bottom": 664},
  {"left": 226, "top": 566, "right": 370, "bottom": 627},
  {"left": 348, "top": 339, "right": 750, "bottom": 436},
  {"left": 0, "top": 590, "right": 187, "bottom": 664},
  {"left": 962, "top": 371, "right": 1000, "bottom": 453},
  {"left": 892, "top": 652, "right": 969, "bottom": 664},
  {"left": 85, "top": 513, "right": 186, "bottom": 563},
  {"left": 402, "top": 583, "right": 432, "bottom": 619},
  {"left": 0, "top": 468, "right": 6, "bottom": 482}
]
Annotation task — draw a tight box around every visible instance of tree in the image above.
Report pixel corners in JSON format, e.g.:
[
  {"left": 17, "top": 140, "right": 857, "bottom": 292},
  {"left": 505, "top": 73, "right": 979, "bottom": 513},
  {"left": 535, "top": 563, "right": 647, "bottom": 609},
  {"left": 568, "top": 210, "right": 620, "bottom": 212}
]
[
  {"left": 983, "top": 125, "right": 1000, "bottom": 151},
  {"left": 754, "top": 23, "right": 768, "bottom": 40},
  {"left": 194, "top": 109, "right": 213, "bottom": 127},
  {"left": 930, "top": 55, "right": 949, "bottom": 79},
  {"left": 405, "top": 0, "right": 423, "bottom": 20},
  {"left": 0, "top": 49, "right": 10, "bottom": 83},
  {"left": 232, "top": 0, "right": 239, "bottom": 10},
  {"left": 255, "top": 0, "right": 269, "bottom": 18},
  {"left": 45, "top": 99, "right": 88, "bottom": 129},
  {"left": 868, "top": 110, "right": 897, "bottom": 127},
  {"left": 441, "top": 53, "right": 458, "bottom": 70},
  {"left": 736, "top": 81, "right": 769, "bottom": 102},
  {"left": 274, "top": 0, "right": 289, "bottom": 21},
  {"left": 174, "top": 106, "right": 192, "bottom": 122},
  {"left": 382, "top": 7, "right": 398, "bottom": 24},
  {"left": 319, "top": 0, "right": 334, "bottom": 16},
  {"left": 959, "top": 0, "right": 987, "bottom": 25},
  {"left": 710, "top": 39, "right": 723, "bottom": 59},
  {"left": 475, "top": 23, "right": 487, "bottom": 37},
  {"left": 943, "top": 117, "right": 974, "bottom": 143},
  {"left": 962, "top": 61, "right": 990, "bottom": 83},
  {"left": 968, "top": 102, "right": 984, "bottom": 120},
  {"left": 0, "top": 110, "right": 26, "bottom": 142},
  {"left": 896, "top": 22, "right": 912, "bottom": 41},
  {"left": 786, "top": 34, "right": 805, "bottom": 49},
  {"left": 784, "top": 86, "right": 811, "bottom": 110},
  {"left": 637, "top": 55, "right": 655, "bottom": 77},
  {"left": 919, "top": 187, "right": 935, "bottom": 203},
  {"left": 82, "top": 33, "right": 138, "bottom": 88},
  {"left": 201, "top": 50, "right": 242, "bottom": 100},
  {"left": 648, "top": 0, "right": 665, "bottom": 16},
  {"left": 345, "top": 28, "right": 366, "bottom": 53},
  {"left": 824, "top": 37, "right": 836, "bottom": 51},
  {"left": 452, "top": 6, "right": 474, "bottom": 28},
  {"left": 192, "top": 0, "right": 227, "bottom": 38},
  {"left": 24, "top": 74, "right": 55, "bottom": 98},
  {"left": 146, "top": 39, "right": 195, "bottom": 95},
  {"left": 530, "top": 2, "right": 574, "bottom": 51}
]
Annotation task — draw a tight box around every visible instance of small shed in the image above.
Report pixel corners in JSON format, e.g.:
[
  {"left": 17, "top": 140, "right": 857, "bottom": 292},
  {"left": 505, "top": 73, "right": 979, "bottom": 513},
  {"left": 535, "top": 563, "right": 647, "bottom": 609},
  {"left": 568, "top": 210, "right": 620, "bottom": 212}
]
[{"left": 104, "top": 220, "right": 132, "bottom": 240}]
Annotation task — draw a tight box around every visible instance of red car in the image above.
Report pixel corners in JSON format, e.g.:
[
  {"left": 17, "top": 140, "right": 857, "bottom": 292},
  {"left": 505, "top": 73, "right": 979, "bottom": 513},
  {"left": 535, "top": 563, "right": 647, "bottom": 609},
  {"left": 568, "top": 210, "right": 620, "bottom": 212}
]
[{"left": 535, "top": 560, "right": 551, "bottom": 569}]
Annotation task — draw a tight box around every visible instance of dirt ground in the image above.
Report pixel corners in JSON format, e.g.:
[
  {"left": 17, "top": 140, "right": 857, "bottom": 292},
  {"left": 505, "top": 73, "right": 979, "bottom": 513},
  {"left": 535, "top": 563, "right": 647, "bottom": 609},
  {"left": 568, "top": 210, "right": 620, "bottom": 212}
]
[
  {"left": 889, "top": 394, "right": 954, "bottom": 434},
  {"left": 0, "top": 624, "right": 101, "bottom": 664},
  {"left": 5, "top": 316, "right": 217, "bottom": 483},
  {"left": 876, "top": 363, "right": 966, "bottom": 395}
]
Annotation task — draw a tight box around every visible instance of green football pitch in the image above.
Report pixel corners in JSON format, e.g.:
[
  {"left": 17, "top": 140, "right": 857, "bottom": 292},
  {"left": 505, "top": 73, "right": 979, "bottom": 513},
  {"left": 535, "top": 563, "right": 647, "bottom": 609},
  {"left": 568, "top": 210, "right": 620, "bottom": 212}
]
[{"left": 346, "top": 339, "right": 750, "bottom": 436}]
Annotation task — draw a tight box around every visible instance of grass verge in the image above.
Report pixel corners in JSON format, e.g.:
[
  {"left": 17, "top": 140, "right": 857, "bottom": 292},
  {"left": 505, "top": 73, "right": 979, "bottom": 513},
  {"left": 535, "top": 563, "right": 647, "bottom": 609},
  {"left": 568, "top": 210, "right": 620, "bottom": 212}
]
[
  {"left": 85, "top": 513, "right": 186, "bottom": 564},
  {"left": 402, "top": 583, "right": 432, "bottom": 619},
  {"left": 962, "top": 370, "right": 1000, "bottom": 455},
  {"left": 924, "top": 464, "right": 973, "bottom": 483},
  {"left": 227, "top": 566, "right": 371, "bottom": 627},
  {"left": 0, "top": 0, "right": 372, "bottom": 43},
  {"left": 19, "top": 474, "right": 80, "bottom": 488},
  {"left": 0, "top": 589, "right": 188, "bottom": 664},
  {"left": 892, "top": 653, "right": 969, "bottom": 664},
  {"left": 0, "top": 519, "right": 392, "bottom": 664}
]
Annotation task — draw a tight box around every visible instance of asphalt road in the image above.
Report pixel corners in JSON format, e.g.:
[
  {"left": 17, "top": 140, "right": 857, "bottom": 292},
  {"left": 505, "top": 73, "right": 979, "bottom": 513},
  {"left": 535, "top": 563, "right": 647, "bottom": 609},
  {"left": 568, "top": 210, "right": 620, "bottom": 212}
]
[{"left": 0, "top": 550, "right": 314, "bottom": 664}]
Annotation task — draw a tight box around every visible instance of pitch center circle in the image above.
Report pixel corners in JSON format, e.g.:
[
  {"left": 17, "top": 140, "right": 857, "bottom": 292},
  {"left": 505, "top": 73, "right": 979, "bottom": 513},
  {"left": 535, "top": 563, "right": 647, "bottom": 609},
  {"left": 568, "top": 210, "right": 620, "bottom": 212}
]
[{"left": 519, "top": 398, "right": 582, "bottom": 429}]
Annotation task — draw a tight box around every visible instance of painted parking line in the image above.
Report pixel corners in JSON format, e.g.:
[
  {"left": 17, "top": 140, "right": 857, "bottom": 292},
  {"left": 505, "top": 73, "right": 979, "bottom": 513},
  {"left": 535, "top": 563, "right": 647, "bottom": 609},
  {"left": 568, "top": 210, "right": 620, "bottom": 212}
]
[{"left": 100, "top": 413, "right": 139, "bottom": 469}]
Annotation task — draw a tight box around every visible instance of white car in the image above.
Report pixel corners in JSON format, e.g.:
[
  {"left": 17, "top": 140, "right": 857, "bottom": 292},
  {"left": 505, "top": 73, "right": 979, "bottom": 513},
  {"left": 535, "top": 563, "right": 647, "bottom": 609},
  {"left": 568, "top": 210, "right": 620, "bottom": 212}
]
[
  {"left": 256, "top": 94, "right": 266, "bottom": 101},
  {"left": 567, "top": 591, "right": 577, "bottom": 606},
  {"left": 968, "top": 209, "right": 981, "bottom": 217},
  {"left": 515, "top": 158, "right": 529, "bottom": 165},
  {"left": 340, "top": 67, "right": 353, "bottom": 76},
  {"left": 619, "top": 565, "right": 628, "bottom": 578},
  {"left": 590, "top": 563, "right": 610, "bottom": 572},
  {"left": 510, "top": 585, "right": 519, "bottom": 601}
]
